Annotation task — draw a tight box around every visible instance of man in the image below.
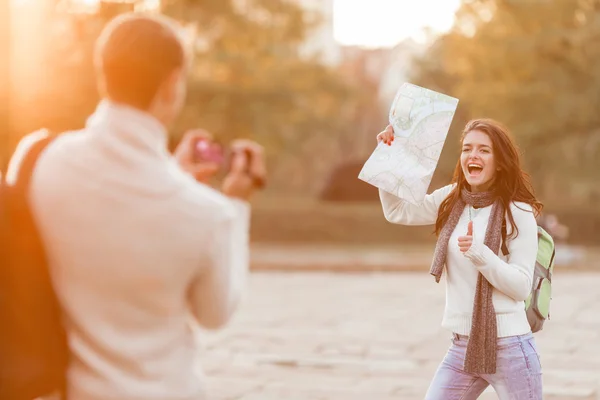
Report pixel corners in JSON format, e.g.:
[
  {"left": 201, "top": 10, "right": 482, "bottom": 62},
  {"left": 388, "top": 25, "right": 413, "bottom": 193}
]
[{"left": 14, "top": 12, "right": 265, "bottom": 400}]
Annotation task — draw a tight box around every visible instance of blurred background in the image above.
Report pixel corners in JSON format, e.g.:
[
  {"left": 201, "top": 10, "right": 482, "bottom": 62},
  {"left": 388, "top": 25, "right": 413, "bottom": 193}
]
[
  {"left": 1, "top": 1, "right": 600, "bottom": 399},
  {"left": 3, "top": 0, "right": 598, "bottom": 253}
]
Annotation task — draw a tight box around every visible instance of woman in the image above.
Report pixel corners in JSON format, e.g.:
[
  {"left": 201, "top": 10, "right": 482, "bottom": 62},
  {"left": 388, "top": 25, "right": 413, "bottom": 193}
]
[{"left": 377, "top": 119, "right": 543, "bottom": 399}]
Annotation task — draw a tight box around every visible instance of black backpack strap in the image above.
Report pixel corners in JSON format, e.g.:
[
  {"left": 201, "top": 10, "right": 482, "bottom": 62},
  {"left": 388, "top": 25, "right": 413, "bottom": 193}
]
[{"left": 4, "top": 129, "right": 55, "bottom": 190}]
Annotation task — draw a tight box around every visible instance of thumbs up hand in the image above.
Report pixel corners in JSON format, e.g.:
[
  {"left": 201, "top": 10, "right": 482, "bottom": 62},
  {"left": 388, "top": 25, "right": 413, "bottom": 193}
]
[{"left": 458, "top": 221, "right": 474, "bottom": 253}]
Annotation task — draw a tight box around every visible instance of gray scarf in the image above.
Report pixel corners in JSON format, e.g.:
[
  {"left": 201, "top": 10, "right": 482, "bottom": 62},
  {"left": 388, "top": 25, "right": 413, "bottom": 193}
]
[{"left": 430, "top": 187, "right": 505, "bottom": 374}]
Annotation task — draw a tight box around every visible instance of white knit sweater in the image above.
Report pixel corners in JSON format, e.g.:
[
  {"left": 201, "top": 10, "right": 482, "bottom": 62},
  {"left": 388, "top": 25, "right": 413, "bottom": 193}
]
[
  {"left": 379, "top": 185, "right": 539, "bottom": 337},
  {"left": 24, "top": 100, "right": 250, "bottom": 400}
]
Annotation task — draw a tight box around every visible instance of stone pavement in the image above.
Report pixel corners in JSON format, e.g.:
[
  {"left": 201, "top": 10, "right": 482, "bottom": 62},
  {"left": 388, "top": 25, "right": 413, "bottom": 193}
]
[
  {"left": 196, "top": 272, "right": 600, "bottom": 400},
  {"left": 249, "top": 244, "right": 600, "bottom": 272}
]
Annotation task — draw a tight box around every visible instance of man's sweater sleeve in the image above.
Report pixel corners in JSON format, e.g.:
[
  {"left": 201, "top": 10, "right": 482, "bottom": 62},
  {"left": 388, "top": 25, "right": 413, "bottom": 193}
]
[
  {"left": 379, "top": 184, "right": 455, "bottom": 226},
  {"left": 464, "top": 202, "right": 539, "bottom": 301},
  {"left": 189, "top": 198, "right": 250, "bottom": 329}
]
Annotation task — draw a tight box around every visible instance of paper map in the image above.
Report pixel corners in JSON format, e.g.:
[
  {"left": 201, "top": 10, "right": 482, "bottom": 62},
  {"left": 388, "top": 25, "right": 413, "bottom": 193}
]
[{"left": 358, "top": 83, "right": 459, "bottom": 205}]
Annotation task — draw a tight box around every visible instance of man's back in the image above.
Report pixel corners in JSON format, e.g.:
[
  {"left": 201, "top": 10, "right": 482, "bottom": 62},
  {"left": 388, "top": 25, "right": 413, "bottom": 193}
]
[{"left": 26, "top": 101, "right": 250, "bottom": 400}]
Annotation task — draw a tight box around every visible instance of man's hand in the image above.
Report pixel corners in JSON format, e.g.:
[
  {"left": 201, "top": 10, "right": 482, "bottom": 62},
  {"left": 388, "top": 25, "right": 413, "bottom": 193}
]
[
  {"left": 173, "top": 129, "right": 220, "bottom": 184},
  {"left": 221, "top": 139, "right": 266, "bottom": 201}
]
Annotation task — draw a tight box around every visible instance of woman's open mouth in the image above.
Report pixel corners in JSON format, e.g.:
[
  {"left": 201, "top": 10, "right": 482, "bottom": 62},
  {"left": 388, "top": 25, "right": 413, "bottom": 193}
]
[{"left": 467, "top": 163, "right": 483, "bottom": 177}]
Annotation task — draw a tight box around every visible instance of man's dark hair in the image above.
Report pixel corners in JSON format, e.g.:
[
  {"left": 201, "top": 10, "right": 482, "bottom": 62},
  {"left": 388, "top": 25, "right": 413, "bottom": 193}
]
[{"left": 94, "top": 13, "right": 186, "bottom": 109}]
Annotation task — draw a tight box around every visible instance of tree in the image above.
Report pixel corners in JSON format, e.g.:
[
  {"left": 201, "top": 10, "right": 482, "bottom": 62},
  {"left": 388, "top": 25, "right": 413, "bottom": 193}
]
[
  {"left": 7, "top": 0, "right": 373, "bottom": 195},
  {"left": 162, "top": 0, "right": 363, "bottom": 192},
  {"left": 412, "top": 0, "right": 600, "bottom": 206}
]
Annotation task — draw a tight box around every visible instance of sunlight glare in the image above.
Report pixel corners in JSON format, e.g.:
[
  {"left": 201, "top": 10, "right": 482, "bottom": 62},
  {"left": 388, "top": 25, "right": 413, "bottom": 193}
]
[{"left": 333, "top": 0, "right": 462, "bottom": 48}]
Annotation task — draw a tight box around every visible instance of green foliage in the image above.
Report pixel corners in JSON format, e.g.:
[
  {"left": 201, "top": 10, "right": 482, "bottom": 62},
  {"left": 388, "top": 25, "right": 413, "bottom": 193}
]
[
  {"left": 412, "top": 0, "right": 600, "bottom": 206},
  {"left": 161, "top": 0, "right": 359, "bottom": 193},
  {"left": 7, "top": 0, "right": 371, "bottom": 194}
]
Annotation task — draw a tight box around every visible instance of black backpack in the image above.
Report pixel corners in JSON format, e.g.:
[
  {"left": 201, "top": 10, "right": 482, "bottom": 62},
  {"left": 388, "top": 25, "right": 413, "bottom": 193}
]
[{"left": 0, "top": 130, "right": 69, "bottom": 400}]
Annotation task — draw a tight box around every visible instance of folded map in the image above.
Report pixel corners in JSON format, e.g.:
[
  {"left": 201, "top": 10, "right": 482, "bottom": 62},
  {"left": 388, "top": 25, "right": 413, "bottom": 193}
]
[{"left": 358, "top": 83, "right": 459, "bottom": 205}]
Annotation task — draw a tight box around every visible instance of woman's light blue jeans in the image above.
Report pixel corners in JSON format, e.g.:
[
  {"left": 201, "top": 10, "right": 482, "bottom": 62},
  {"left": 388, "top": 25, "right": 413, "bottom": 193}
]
[{"left": 425, "top": 332, "right": 543, "bottom": 400}]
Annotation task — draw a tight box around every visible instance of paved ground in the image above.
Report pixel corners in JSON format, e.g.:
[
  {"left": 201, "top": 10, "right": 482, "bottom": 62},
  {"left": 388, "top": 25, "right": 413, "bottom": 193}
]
[
  {"left": 249, "top": 244, "right": 600, "bottom": 272},
  {"left": 196, "top": 272, "right": 600, "bottom": 400}
]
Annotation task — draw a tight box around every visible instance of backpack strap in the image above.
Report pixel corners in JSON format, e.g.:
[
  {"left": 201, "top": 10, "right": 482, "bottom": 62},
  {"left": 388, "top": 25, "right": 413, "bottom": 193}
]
[
  {"left": 1, "top": 129, "right": 67, "bottom": 400},
  {"left": 4, "top": 129, "right": 56, "bottom": 190}
]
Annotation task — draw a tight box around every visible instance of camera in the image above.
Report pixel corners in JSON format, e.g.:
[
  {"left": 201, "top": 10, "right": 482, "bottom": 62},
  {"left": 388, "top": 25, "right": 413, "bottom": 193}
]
[{"left": 193, "top": 139, "right": 265, "bottom": 188}]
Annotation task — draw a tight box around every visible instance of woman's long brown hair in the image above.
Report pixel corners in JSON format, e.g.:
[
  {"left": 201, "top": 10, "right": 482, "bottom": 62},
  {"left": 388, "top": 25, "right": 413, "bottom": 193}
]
[{"left": 434, "top": 119, "right": 543, "bottom": 239}]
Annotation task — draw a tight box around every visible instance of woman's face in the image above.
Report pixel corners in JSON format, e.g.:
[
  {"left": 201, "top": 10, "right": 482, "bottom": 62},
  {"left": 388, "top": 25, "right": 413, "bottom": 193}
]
[{"left": 460, "top": 129, "right": 497, "bottom": 192}]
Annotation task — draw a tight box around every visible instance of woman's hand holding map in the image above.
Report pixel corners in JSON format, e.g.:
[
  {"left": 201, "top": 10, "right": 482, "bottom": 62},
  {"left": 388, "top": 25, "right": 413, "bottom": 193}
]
[{"left": 376, "top": 125, "right": 395, "bottom": 146}]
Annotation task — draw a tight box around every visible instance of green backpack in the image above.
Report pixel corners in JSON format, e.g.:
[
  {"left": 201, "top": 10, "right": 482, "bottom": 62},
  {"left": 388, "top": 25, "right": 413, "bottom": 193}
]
[{"left": 502, "top": 224, "right": 555, "bottom": 333}]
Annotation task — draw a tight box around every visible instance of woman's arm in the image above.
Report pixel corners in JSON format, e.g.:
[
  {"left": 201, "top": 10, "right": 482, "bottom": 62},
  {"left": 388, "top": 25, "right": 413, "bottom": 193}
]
[
  {"left": 379, "top": 184, "right": 455, "bottom": 226},
  {"left": 464, "top": 202, "right": 538, "bottom": 301}
]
